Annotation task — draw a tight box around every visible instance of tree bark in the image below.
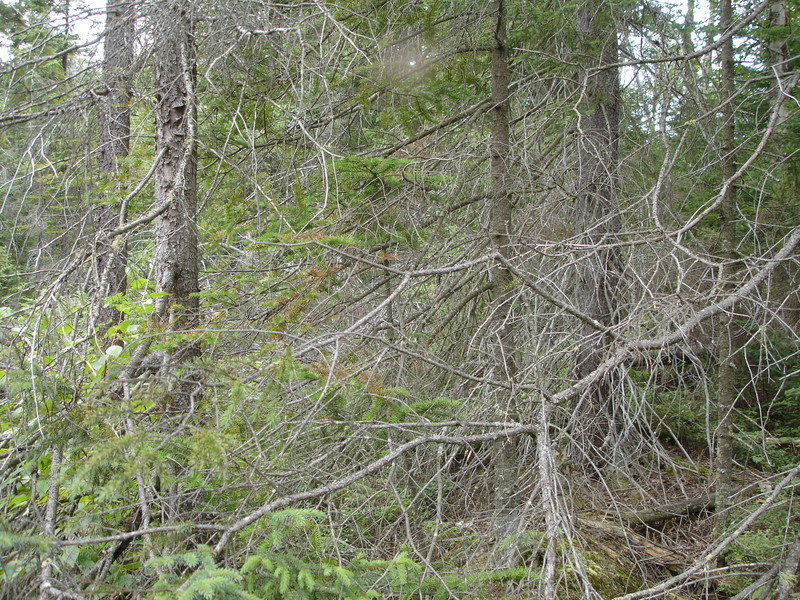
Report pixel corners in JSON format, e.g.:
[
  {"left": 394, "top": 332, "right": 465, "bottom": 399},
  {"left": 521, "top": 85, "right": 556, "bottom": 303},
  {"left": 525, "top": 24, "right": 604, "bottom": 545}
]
[
  {"left": 571, "top": 0, "right": 621, "bottom": 470},
  {"left": 153, "top": 0, "right": 199, "bottom": 331},
  {"left": 93, "top": 0, "right": 134, "bottom": 334},
  {"left": 769, "top": 0, "right": 789, "bottom": 122},
  {"left": 715, "top": 0, "right": 738, "bottom": 524},
  {"left": 775, "top": 530, "right": 800, "bottom": 600},
  {"left": 487, "top": 0, "right": 520, "bottom": 554}
]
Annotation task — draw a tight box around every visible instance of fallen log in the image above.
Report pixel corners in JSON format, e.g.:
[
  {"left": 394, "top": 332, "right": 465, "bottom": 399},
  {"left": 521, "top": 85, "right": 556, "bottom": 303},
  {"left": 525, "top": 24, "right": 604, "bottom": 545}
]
[
  {"left": 612, "top": 493, "right": 716, "bottom": 527},
  {"left": 578, "top": 518, "right": 688, "bottom": 573},
  {"left": 764, "top": 437, "right": 800, "bottom": 450}
]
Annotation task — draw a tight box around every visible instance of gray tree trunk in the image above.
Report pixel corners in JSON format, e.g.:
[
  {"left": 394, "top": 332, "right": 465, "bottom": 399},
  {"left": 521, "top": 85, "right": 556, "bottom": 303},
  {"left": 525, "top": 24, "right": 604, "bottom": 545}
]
[
  {"left": 769, "top": 0, "right": 789, "bottom": 122},
  {"left": 571, "top": 1, "right": 621, "bottom": 470},
  {"left": 153, "top": 0, "right": 199, "bottom": 331},
  {"left": 93, "top": 0, "right": 134, "bottom": 334},
  {"left": 715, "top": 0, "right": 738, "bottom": 523},
  {"left": 487, "top": 0, "right": 520, "bottom": 555}
]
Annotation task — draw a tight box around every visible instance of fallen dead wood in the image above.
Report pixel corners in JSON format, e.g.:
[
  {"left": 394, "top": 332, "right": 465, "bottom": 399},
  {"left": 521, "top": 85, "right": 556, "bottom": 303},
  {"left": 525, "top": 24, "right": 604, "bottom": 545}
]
[
  {"left": 578, "top": 518, "right": 688, "bottom": 573},
  {"left": 764, "top": 437, "right": 800, "bottom": 450},
  {"left": 612, "top": 493, "right": 716, "bottom": 527}
]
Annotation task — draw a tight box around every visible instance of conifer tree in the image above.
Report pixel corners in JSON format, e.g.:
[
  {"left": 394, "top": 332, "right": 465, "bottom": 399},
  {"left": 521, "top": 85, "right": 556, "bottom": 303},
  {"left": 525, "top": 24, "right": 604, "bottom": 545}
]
[
  {"left": 487, "top": 0, "right": 520, "bottom": 559},
  {"left": 152, "top": 0, "right": 199, "bottom": 331},
  {"left": 570, "top": 0, "right": 622, "bottom": 469},
  {"left": 93, "top": 0, "right": 134, "bottom": 334}
]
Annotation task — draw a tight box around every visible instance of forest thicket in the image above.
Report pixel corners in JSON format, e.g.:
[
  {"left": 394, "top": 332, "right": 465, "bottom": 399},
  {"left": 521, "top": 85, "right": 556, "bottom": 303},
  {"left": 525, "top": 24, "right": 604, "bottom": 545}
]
[{"left": 1, "top": 0, "right": 800, "bottom": 598}]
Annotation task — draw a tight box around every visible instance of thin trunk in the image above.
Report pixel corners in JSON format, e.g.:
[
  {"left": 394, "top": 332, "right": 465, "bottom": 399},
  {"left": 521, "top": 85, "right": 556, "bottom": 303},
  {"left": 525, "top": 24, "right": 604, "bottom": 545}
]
[
  {"left": 571, "top": 1, "right": 621, "bottom": 470},
  {"left": 769, "top": 0, "right": 789, "bottom": 122},
  {"left": 38, "top": 447, "right": 61, "bottom": 600},
  {"left": 62, "top": 0, "right": 71, "bottom": 74},
  {"left": 93, "top": 0, "right": 133, "bottom": 334},
  {"left": 775, "top": 530, "right": 800, "bottom": 600},
  {"left": 538, "top": 400, "right": 559, "bottom": 600},
  {"left": 488, "top": 0, "right": 519, "bottom": 553},
  {"left": 715, "top": 0, "right": 738, "bottom": 523},
  {"left": 682, "top": 0, "right": 698, "bottom": 101},
  {"left": 153, "top": 0, "right": 199, "bottom": 332},
  {"left": 682, "top": 0, "right": 696, "bottom": 55}
]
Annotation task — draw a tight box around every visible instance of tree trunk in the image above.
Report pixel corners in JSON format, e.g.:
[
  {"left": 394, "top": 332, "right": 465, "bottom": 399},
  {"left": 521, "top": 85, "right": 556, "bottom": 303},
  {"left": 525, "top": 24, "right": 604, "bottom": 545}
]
[
  {"left": 715, "top": 0, "right": 738, "bottom": 523},
  {"left": 153, "top": 0, "right": 199, "bottom": 332},
  {"left": 488, "top": 0, "right": 519, "bottom": 554},
  {"left": 571, "top": 0, "right": 621, "bottom": 470},
  {"left": 93, "top": 0, "right": 134, "bottom": 334},
  {"left": 769, "top": 0, "right": 789, "bottom": 123},
  {"left": 681, "top": 0, "right": 699, "bottom": 103}
]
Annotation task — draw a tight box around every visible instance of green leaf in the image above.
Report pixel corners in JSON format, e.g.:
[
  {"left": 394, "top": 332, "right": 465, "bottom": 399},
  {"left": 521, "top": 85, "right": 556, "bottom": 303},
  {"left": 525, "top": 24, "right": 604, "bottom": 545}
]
[
  {"left": 59, "top": 545, "right": 79, "bottom": 568},
  {"left": 90, "top": 355, "right": 107, "bottom": 372},
  {"left": 105, "top": 345, "right": 124, "bottom": 359},
  {"left": 7, "top": 494, "right": 29, "bottom": 509},
  {"left": 129, "top": 278, "right": 151, "bottom": 291}
]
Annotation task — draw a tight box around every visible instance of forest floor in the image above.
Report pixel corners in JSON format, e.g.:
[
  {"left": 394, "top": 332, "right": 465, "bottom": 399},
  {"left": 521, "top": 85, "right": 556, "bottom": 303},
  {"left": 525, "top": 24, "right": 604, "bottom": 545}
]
[
  {"left": 419, "top": 442, "right": 786, "bottom": 600},
  {"left": 568, "top": 450, "right": 776, "bottom": 600}
]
